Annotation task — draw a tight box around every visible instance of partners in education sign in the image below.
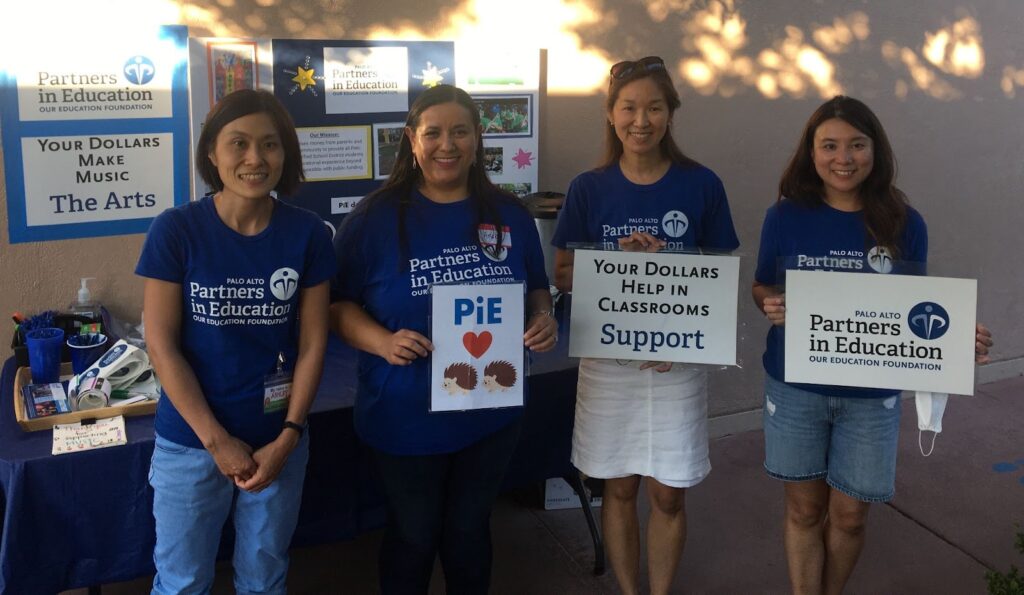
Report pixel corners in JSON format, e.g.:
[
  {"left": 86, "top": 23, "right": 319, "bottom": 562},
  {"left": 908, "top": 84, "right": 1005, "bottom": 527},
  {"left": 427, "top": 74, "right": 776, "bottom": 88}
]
[
  {"left": 430, "top": 282, "right": 525, "bottom": 412},
  {"left": 784, "top": 270, "right": 977, "bottom": 395},
  {"left": 1, "top": 25, "right": 190, "bottom": 243},
  {"left": 569, "top": 249, "right": 740, "bottom": 365}
]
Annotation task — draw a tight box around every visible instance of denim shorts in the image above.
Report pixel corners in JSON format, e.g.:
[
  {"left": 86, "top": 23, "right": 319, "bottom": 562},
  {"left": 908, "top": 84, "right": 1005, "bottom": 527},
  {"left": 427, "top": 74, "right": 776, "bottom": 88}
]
[{"left": 763, "top": 375, "right": 901, "bottom": 502}]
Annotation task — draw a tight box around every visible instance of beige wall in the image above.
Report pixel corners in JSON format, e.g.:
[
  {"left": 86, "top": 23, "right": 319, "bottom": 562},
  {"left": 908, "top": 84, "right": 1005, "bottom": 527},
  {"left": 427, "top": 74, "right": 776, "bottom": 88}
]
[{"left": 3, "top": 0, "right": 1022, "bottom": 416}]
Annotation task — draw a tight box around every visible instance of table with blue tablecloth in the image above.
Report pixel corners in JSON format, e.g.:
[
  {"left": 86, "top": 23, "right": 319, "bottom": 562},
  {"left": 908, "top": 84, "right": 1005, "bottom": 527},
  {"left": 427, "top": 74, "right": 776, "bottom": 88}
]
[{"left": 0, "top": 325, "right": 583, "bottom": 593}]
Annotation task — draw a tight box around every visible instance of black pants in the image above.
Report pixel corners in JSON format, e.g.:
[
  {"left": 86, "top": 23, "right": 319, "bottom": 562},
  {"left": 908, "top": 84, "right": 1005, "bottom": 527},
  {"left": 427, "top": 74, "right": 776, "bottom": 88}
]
[{"left": 371, "top": 420, "right": 522, "bottom": 595}]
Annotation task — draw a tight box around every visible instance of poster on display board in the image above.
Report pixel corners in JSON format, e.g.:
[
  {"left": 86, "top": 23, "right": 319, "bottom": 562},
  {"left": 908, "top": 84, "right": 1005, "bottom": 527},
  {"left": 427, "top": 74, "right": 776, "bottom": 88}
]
[
  {"left": 186, "top": 38, "right": 274, "bottom": 200},
  {"left": 456, "top": 45, "right": 540, "bottom": 199},
  {"left": 0, "top": 25, "right": 190, "bottom": 243}
]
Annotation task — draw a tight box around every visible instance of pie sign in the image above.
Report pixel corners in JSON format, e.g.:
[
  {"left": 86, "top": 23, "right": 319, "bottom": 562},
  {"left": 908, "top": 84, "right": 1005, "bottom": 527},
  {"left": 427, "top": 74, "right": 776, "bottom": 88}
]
[
  {"left": 463, "top": 331, "right": 493, "bottom": 358},
  {"left": 431, "top": 283, "right": 524, "bottom": 411},
  {"left": 455, "top": 296, "right": 502, "bottom": 358}
]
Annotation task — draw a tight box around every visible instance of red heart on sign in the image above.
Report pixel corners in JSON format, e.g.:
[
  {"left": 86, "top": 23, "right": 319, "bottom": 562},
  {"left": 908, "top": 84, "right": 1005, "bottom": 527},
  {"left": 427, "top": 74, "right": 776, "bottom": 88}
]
[{"left": 463, "top": 331, "right": 493, "bottom": 359}]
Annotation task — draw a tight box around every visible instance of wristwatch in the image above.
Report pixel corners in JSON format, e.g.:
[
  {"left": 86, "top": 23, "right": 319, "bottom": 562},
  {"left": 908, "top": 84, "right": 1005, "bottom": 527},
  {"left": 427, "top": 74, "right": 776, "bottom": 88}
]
[{"left": 283, "top": 421, "right": 306, "bottom": 437}]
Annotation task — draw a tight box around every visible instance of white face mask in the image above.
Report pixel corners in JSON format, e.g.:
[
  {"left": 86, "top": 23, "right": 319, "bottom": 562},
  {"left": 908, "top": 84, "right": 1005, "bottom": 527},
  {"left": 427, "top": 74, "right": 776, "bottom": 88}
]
[{"left": 914, "top": 391, "right": 949, "bottom": 456}]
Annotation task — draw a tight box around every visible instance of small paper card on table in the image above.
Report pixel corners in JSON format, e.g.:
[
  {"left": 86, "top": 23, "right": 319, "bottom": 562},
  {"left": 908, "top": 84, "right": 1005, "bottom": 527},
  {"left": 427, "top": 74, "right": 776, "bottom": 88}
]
[
  {"left": 430, "top": 282, "right": 525, "bottom": 412},
  {"left": 52, "top": 415, "right": 128, "bottom": 455}
]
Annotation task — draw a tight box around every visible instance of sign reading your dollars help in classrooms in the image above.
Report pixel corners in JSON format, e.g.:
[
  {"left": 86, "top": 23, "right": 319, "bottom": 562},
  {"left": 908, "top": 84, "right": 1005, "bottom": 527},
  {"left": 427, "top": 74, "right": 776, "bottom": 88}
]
[
  {"left": 569, "top": 249, "right": 740, "bottom": 365},
  {"left": 784, "top": 270, "right": 978, "bottom": 395}
]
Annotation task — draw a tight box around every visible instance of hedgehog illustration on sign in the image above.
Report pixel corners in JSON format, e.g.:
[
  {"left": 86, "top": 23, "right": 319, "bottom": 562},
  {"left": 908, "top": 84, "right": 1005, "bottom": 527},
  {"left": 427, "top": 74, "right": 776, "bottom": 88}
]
[
  {"left": 482, "top": 360, "right": 517, "bottom": 392},
  {"left": 442, "top": 362, "right": 478, "bottom": 395}
]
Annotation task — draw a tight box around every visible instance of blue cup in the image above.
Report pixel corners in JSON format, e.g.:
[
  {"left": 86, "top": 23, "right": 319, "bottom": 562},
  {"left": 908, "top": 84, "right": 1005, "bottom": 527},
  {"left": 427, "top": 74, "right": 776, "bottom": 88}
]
[
  {"left": 68, "top": 333, "right": 109, "bottom": 375},
  {"left": 25, "top": 327, "right": 65, "bottom": 384}
]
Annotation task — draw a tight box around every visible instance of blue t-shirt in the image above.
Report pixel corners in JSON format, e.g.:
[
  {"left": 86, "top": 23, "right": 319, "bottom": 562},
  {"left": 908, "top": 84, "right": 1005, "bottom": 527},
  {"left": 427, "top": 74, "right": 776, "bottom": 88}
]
[
  {"left": 136, "top": 196, "right": 336, "bottom": 448},
  {"left": 552, "top": 162, "right": 739, "bottom": 252},
  {"left": 332, "top": 190, "right": 549, "bottom": 455},
  {"left": 754, "top": 198, "right": 928, "bottom": 398}
]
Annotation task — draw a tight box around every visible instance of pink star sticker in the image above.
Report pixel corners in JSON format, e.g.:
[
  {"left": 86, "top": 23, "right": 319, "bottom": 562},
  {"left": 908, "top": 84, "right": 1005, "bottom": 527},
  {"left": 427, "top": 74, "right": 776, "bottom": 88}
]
[{"left": 511, "top": 148, "right": 534, "bottom": 169}]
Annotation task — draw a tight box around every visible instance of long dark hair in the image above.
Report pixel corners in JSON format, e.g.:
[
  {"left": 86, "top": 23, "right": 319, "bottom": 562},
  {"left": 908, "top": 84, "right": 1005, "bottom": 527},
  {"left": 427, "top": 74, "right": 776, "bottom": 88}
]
[
  {"left": 599, "top": 59, "right": 699, "bottom": 170},
  {"left": 196, "top": 89, "right": 303, "bottom": 195},
  {"left": 778, "top": 95, "right": 908, "bottom": 257},
  {"left": 352, "top": 85, "right": 512, "bottom": 265}
]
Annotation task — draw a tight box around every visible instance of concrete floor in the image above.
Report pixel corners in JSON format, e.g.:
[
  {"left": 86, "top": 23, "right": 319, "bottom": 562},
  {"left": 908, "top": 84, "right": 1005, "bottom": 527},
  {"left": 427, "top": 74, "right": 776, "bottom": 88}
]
[{"left": 66, "top": 374, "right": 1023, "bottom": 594}]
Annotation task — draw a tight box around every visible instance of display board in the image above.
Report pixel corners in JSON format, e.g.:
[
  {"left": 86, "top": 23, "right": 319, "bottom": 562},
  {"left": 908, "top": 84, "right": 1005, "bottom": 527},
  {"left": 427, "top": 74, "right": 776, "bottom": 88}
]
[{"left": 186, "top": 38, "right": 542, "bottom": 236}]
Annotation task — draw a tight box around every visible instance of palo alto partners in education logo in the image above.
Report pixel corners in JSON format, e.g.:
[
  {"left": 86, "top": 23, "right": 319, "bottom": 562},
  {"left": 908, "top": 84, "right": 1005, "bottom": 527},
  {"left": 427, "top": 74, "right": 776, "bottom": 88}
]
[
  {"left": 908, "top": 301, "right": 950, "bottom": 340},
  {"left": 123, "top": 55, "right": 156, "bottom": 85},
  {"left": 661, "top": 210, "right": 689, "bottom": 238},
  {"left": 269, "top": 268, "right": 300, "bottom": 301}
]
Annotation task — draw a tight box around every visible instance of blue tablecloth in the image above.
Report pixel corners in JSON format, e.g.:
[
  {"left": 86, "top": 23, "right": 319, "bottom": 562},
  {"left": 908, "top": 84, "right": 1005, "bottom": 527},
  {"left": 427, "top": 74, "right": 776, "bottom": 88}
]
[{"left": 0, "top": 325, "right": 579, "bottom": 593}]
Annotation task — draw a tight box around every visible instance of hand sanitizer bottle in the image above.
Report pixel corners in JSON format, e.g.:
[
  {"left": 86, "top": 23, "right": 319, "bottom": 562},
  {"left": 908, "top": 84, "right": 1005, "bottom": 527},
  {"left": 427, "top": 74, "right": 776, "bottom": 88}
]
[{"left": 69, "top": 277, "right": 101, "bottom": 324}]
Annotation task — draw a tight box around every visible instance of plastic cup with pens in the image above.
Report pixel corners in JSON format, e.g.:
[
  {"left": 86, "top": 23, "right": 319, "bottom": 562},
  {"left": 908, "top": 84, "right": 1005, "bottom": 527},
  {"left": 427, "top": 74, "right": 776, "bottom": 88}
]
[
  {"left": 25, "top": 328, "right": 65, "bottom": 384},
  {"left": 68, "top": 333, "right": 109, "bottom": 375}
]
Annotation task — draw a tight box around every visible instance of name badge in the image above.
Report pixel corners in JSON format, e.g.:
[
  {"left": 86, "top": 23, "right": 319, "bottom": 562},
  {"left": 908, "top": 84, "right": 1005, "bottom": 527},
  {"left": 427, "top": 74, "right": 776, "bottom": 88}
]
[{"left": 263, "top": 371, "right": 292, "bottom": 414}]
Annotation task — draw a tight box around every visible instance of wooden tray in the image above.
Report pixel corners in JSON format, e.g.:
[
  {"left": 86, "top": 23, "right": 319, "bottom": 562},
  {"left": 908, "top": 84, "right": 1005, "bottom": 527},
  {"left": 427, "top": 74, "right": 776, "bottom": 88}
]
[{"left": 14, "top": 363, "right": 157, "bottom": 431}]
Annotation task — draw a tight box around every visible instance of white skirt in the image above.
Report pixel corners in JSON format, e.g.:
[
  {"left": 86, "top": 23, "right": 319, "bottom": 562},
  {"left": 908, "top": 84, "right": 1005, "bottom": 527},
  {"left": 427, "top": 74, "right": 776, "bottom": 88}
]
[{"left": 571, "top": 358, "right": 710, "bottom": 488}]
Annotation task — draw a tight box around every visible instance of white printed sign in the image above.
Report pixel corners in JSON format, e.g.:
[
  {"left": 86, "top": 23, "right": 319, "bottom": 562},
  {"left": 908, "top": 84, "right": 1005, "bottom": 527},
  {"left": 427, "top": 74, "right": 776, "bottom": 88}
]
[
  {"left": 21, "top": 133, "right": 175, "bottom": 225},
  {"left": 430, "top": 283, "right": 525, "bottom": 411},
  {"left": 785, "top": 270, "right": 977, "bottom": 394},
  {"left": 330, "top": 196, "right": 364, "bottom": 215},
  {"left": 324, "top": 46, "right": 409, "bottom": 114},
  {"left": 569, "top": 250, "right": 739, "bottom": 365},
  {"left": 16, "top": 41, "right": 177, "bottom": 121}
]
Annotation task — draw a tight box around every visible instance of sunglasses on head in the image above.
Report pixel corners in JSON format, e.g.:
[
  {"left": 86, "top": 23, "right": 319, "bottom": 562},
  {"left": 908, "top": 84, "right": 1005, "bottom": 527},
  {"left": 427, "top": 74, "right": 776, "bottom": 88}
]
[{"left": 610, "top": 56, "right": 666, "bottom": 79}]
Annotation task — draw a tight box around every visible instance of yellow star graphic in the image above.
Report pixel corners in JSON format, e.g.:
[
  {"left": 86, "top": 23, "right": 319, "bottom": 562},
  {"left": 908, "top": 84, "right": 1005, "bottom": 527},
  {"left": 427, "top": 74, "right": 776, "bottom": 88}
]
[
  {"left": 420, "top": 66, "right": 444, "bottom": 88},
  {"left": 292, "top": 66, "right": 316, "bottom": 91}
]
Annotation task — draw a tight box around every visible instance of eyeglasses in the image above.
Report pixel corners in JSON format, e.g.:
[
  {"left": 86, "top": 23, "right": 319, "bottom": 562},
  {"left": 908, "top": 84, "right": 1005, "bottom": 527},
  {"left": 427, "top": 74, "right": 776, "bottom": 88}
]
[{"left": 610, "top": 56, "right": 666, "bottom": 79}]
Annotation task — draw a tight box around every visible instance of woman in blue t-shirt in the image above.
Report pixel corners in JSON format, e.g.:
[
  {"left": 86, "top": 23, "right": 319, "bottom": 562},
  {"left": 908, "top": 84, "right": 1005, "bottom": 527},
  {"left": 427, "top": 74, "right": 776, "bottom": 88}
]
[
  {"left": 552, "top": 57, "right": 739, "bottom": 595},
  {"left": 330, "top": 84, "right": 557, "bottom": 594},
  {"left": 752, "top": 96, "right": 992, "bottom": 594},
  {"left": 137, "top": 90, "right": 334, "bottom": 594}
]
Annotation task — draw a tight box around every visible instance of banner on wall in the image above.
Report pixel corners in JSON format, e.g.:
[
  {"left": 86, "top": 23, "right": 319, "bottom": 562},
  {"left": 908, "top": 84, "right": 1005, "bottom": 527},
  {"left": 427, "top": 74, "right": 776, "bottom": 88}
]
[
  {"left": 568, "top": 249, "right": 740, "bottom": 365},
  {"left": 1, "top": 25, "right": 190, "bottom": 243},
  {"left": 784, "top": 270, "right": 978, "bottom": 395}
]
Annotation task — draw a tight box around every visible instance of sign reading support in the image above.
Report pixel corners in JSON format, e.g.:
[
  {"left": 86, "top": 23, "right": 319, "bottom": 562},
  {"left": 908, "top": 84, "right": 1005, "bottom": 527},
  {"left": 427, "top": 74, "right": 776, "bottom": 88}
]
[
  {"left": 569, "top": 249, "right": 739, "bottom": 365},
  {"left": 1, "top": 25, "right": 190, "bottom": 243},
  {"left": 784, "top": 270, "right": 977, "bottom": 395},
  {"left": 430, "top": 282, "right": 525, "bottom": 412}
]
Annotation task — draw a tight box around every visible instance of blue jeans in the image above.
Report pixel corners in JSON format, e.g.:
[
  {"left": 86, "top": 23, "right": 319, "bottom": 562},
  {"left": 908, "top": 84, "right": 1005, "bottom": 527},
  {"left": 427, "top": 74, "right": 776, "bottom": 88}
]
[
  {"left": 149, "top": 433, "right": 309, "bottom": 595},
  {"left": 763, "top": 376, "right": 901, "bottom": 502},
  {"left": 371, "top": 420, "right": 522, "bottom": 595}
]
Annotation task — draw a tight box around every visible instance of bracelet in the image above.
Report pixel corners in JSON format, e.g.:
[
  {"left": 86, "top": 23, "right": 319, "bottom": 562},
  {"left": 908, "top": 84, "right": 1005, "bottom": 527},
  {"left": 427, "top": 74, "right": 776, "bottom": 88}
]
[
  {"left": 529, "top": 309, "right": 555, "bottom": 318},
  {"left": 283, "top": 421, "right": 306, "bottom": 437}
]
